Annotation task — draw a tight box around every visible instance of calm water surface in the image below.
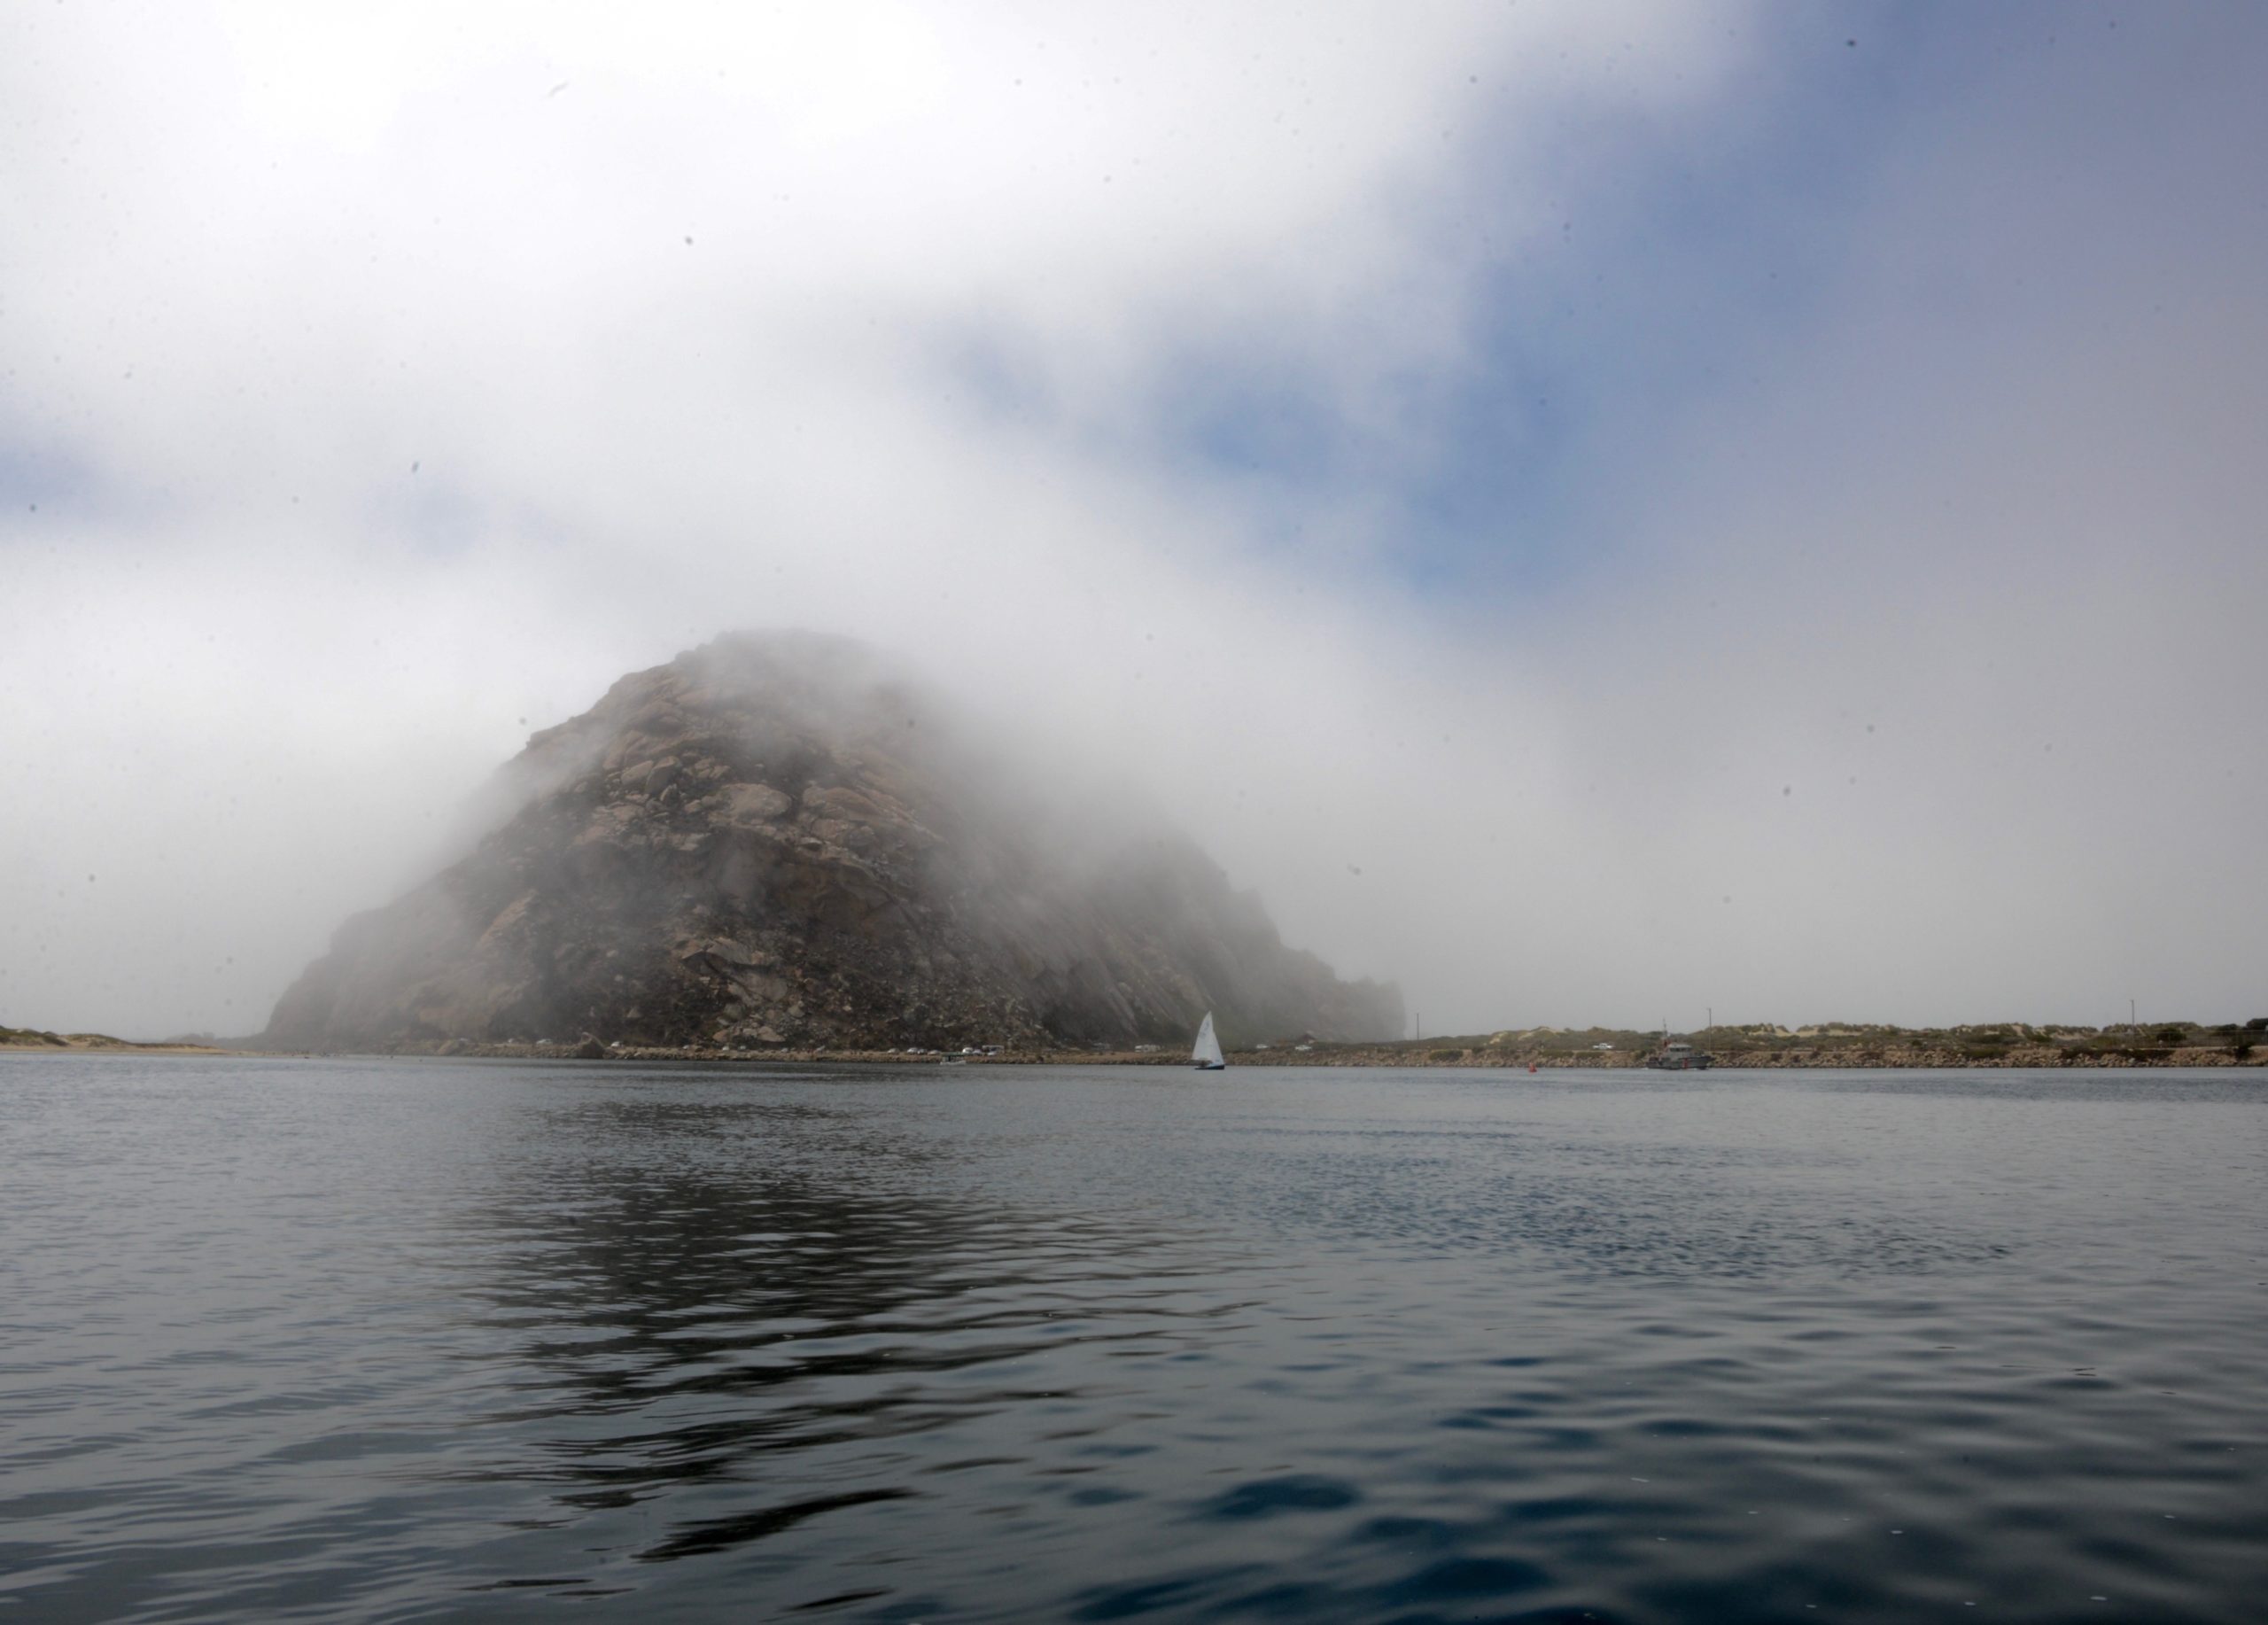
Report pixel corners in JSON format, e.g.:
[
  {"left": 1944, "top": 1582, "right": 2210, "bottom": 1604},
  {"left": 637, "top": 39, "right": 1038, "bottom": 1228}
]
[{"left": 2, "top": 1058, "right": 2263, "bottom": 1622}]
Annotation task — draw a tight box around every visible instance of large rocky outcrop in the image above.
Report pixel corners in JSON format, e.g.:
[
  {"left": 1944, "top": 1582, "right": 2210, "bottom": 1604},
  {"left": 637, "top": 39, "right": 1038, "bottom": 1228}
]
[{"left": 263, "top": 632, "right": 1402, "bottom": 1054}]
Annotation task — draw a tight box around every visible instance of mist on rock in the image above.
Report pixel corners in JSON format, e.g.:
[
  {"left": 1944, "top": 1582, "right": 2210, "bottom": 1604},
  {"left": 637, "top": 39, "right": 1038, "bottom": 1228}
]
[{"left": 260, "top": 633, "right": 1401, "bottom": 1054}]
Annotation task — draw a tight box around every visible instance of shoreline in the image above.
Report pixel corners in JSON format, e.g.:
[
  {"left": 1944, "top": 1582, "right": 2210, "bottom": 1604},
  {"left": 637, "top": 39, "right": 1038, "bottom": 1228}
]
[
  {"left": 0, "top": 1029, "right": 228, "bottom": 1055},
  {"left": 13, "top": 1038, "right": 2259, "bottom": 1069}
]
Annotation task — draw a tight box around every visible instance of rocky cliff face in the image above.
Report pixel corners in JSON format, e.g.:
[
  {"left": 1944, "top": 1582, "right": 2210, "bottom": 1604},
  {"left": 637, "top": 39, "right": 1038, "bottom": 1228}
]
[{"left": 263, "top": 633, "right": 1402, "bottom": 1054}]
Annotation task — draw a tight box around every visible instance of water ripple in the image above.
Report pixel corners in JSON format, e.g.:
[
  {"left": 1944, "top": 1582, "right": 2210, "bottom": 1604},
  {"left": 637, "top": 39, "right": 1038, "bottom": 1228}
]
[{"left": 2, "top": 1057, "right": 2264, "bottom": 1622}]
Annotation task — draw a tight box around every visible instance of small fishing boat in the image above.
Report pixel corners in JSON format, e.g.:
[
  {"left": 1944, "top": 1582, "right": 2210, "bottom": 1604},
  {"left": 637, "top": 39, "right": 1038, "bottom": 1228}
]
[
  {"left": 1191, "top": 1012, "right": 1226, "bottom": 1071},
  {"left": 1646, "top": 1040, "right": 1713, "bottom": 1071}
]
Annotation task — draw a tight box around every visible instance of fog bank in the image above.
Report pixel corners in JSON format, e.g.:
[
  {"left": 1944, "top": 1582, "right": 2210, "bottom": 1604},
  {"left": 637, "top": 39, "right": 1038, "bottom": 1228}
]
[{"left": 3, "top": 3, "right": 2262, "bottom": 1038}]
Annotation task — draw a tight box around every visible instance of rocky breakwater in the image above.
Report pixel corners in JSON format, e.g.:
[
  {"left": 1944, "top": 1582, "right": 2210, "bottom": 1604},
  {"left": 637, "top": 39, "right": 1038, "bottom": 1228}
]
[{"left": 262, "top": 632, "right": 1402, "bottom": 1055}]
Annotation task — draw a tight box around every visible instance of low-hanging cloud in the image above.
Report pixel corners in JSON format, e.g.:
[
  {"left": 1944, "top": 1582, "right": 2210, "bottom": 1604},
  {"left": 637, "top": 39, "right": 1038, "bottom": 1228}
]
[{"left": 3, "top": 2, "right": 2261, "bottom": 1038}]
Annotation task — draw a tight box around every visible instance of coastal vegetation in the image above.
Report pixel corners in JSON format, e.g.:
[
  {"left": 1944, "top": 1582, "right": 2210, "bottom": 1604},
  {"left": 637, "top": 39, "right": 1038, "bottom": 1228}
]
[
  {"left": 1211, "top": 1019, "right": 2268, "bottom": 1069},
  {"left": 0, "top": 1026, "right": 220, "bottom": 1052}
]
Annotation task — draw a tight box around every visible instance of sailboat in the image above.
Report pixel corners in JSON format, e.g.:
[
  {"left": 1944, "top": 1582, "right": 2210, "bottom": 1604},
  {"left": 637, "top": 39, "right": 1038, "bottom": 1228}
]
[{"left": 1191, "top": 1012, "right": 1226, "bottom": 1071}]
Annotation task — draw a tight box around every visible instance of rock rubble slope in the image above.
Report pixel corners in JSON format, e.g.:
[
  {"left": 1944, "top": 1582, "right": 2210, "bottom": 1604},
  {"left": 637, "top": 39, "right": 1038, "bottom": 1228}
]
[{"left": 264, "top": 633, "right": 1402, "bottom": 1054}]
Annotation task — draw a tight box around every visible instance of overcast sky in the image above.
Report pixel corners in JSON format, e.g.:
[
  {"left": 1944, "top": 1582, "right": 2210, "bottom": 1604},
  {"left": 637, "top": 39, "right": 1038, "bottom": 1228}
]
[{"left": 4, "top": 2, "right": 2264, "bottom": 1039}]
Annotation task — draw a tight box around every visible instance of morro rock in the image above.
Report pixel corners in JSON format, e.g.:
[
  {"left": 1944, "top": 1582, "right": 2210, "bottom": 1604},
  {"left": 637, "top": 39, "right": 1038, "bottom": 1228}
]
[{"left": 263, "top": 632, "right": 1402, "bottom": 1054}]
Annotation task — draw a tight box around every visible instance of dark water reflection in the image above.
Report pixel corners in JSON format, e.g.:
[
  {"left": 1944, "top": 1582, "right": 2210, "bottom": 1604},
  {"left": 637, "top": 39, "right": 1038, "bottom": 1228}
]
[
  {"left": 450, "top": 1094, "right": 1242, "bottom": 1548},
  {"left": 2, "top": 1058, "right": 2264, "bottom": 1622}
]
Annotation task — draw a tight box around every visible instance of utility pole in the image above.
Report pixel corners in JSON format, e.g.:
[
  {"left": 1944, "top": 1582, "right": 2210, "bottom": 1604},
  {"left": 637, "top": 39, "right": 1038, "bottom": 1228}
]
[
  {"left": 1706, "top": 1006, "right": 1713, "bottom": 1031},
  {"left": 2130, "top": 998, "right": 2137, "bottom": 1030}
]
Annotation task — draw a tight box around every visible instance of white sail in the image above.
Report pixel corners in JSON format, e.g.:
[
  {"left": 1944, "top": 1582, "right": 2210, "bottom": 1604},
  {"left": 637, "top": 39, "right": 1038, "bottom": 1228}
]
[{"left": 1192, "top": 1012, "right": 1225, "bottom": 1069}]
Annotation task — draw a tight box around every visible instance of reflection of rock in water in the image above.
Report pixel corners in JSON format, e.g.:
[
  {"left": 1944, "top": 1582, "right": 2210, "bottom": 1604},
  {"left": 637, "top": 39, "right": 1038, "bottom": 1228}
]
[
  {"left": 263, "top": 630, "right": 1402, "bottom": 1054},
  {"left": 447, "top": 1092, "right": 1226, "bottom": 1562}
]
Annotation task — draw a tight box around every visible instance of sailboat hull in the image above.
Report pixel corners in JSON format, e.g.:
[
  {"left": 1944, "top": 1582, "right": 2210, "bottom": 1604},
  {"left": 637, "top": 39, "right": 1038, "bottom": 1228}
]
[{"left": 1192, "top": 1061, "right": 1225, "bottom": 1071}]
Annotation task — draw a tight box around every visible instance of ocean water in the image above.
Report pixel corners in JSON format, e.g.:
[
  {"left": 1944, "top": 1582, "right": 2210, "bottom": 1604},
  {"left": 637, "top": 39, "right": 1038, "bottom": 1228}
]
[{"left": 2, "top": 1058, "right": 2263, "bottom": 1623}]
